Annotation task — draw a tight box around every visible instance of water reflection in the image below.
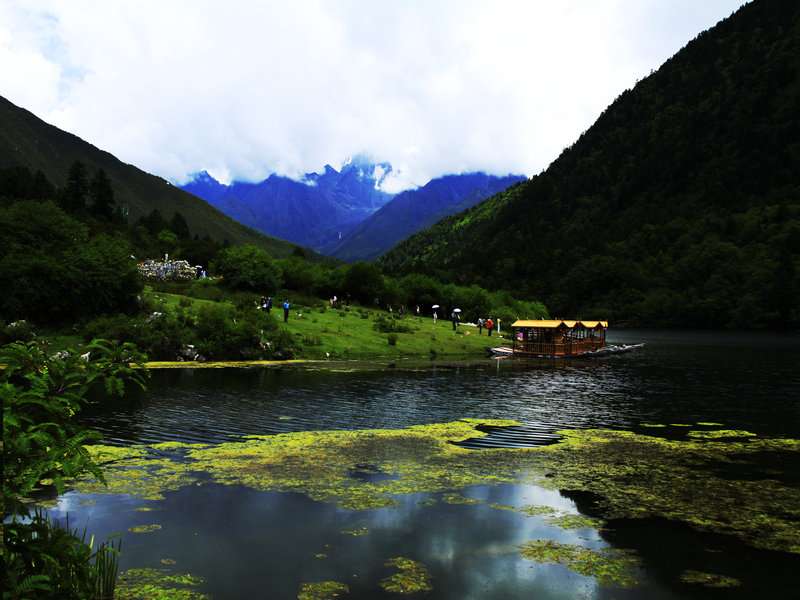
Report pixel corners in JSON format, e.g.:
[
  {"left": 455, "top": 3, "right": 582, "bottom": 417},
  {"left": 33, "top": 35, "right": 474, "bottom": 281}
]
[
  {"left": 63, "top": 330, "right": 800, "bottom": 598},
  {"left": 82, "top": 329, "right": 800, "bottom": 446}
]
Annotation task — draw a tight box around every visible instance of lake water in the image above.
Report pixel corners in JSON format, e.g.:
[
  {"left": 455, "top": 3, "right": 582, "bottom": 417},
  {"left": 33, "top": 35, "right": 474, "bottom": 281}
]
[{"left": 48, "top": 330, "right": 800, "bottom": 598}]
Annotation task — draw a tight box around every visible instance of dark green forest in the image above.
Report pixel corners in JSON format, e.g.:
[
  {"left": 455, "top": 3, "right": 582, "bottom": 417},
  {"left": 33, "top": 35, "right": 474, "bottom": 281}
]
[{"left": 378, "top": 0, "right": 800, "bottom": 329}]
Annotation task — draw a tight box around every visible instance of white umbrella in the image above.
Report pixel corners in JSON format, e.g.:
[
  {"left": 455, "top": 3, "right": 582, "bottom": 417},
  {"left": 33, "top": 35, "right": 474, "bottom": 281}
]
[
  {"left": 453, "top": 308, "right": 462, "bottom": 313},
  {"left": 432, "top": 304, "right": 440, "bottom": 308}
]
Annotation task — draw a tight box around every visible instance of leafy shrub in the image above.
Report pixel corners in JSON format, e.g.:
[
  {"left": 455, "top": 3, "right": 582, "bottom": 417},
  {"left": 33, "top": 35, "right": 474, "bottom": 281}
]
[
  {"left": 1, "top": 320, "right": 36, "bottom": 344},
  {"left": 213, "top": 245, "right": 282, "bottom": 292},
  {"left": 2, "top": 339, "right": 146, "bottom": 599},
  {"left": 4, "top": 510, "right": 121, "bottom": 600},
  {"left": 387, "top": 333, "right": 398, "bottom": 346},
  {"left": 302, "top": 333, "right": 323, "bottom": 346},
  {"left": 373, "top": 316, "right": 412, "bottom": 334}
]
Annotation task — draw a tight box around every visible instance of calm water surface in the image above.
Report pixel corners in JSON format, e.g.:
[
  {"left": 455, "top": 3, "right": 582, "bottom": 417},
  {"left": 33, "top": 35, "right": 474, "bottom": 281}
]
[{"left": 55, "top": 330, "right": 800, "bottom": 598}]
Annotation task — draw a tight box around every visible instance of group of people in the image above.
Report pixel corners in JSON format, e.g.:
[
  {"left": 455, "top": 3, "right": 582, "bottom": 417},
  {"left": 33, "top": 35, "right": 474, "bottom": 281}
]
[
  {"left": 447, "top": 312, "right": 499, "bottom": 335},
  {"left": 259, "top": 295, "right": 291, "bottom": 322},
  {"left": 330, "top": 293, "right": 352, "bottom": 308},
  {"left": 386, "top": 304, "right": 421, "bottom": 318},
  {"left": 260, "top": 295, "right": 498, "bottom": 331},
  {"left": 475, "top": 317, "right": 498, "bottom": 336}
]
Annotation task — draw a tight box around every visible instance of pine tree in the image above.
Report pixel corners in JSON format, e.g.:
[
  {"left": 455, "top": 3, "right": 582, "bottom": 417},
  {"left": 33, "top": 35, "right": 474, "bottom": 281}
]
[
  {"left": 89, "top": 168, "right": 115, "bottom": 220},
  {"left": 60, "top": 160, "right": 89, "bottom": 213}
]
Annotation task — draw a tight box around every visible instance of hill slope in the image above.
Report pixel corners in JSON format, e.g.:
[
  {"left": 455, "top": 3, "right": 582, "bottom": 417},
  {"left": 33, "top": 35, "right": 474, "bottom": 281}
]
[
  {"left": 378, "top": 0, "right": 800, "bottom": 329},
  {"left": 0, "top": 96, "right": 312, "bottom": 257},
  {"left": 323, "top": 173, "right": 527, "bottom": 263}
]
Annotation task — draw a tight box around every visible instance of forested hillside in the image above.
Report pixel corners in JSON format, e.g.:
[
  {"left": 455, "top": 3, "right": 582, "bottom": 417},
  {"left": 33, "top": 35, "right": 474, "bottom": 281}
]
[
  {"left": 378, "top": 0, "right": 800, "bottom": 329},
  {"left": 0, "top": 96, "right": 312, "bottom": 257},
  {"left": 323, "top": 173, "right": 527, "bottom": 263}
]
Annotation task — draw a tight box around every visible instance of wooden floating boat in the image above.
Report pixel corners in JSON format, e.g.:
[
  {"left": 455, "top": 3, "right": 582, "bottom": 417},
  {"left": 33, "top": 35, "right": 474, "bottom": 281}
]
[{"left": 488, "top": 319, "right": 643, "bottom": 358}]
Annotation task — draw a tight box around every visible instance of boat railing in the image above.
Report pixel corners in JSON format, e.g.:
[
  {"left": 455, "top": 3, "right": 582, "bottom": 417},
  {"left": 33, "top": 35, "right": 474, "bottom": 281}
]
[{"left": 512, "top": 339, "right": 604, "bottom": 356}]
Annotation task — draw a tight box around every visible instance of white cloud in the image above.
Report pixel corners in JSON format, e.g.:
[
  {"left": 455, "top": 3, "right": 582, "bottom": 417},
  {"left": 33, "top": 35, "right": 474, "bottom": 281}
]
[{"left": 1, "top": 0, "right": 747, "bottom": 189}]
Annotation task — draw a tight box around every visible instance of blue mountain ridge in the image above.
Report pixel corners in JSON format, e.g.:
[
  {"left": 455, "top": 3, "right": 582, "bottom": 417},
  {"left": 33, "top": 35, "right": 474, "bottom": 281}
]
[
  {"left": 321, "top": 172, "right": 527, "bottom": 262},
  {"left": 181, "top": 160, "right": 526, "bottom": 261}
]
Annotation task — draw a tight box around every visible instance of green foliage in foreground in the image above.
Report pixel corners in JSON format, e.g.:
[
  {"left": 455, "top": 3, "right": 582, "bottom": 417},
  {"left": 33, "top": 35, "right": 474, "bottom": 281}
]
[
  {"left": 4, "top": 511, "right": 121, "bottom": 600},
  {"left": 2, "top": 339, "right": 149, "bottom": 515},
  {"left": 2, "top": 338, "right": 149, "bottom": 599}
]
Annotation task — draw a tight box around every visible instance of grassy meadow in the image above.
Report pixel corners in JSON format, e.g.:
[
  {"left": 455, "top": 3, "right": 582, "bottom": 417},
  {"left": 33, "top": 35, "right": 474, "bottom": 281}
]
[{"left": 157, "top": 289, "right": 504, "bottom": 362}]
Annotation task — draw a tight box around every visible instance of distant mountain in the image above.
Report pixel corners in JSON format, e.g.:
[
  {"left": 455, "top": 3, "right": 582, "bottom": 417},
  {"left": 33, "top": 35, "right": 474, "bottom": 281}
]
[
  {"left": 182, "top": 163, "right": 525, "bottom": 260},
  {"left": 378, "top": 0, "right": 800, "bottom": 330},
  {"left": 181, "top": 156, "right": 395, "bottom": 250},
  {"left": 0, "top": 96, "right": 310, "bottom": 256},
  {"left": 323, "top": 172, "right": 527, "bottom": 262}
]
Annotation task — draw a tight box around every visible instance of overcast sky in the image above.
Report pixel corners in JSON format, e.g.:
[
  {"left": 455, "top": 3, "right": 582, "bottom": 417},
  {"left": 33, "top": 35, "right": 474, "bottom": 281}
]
[{"left": 2, "top": 0, "right": 746, "bottom": 191}]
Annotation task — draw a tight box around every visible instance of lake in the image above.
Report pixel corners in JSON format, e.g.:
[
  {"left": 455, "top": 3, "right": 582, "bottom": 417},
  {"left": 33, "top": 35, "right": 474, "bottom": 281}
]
[{"left": 45, "top": 329, "right": 800, "bottom": 598}]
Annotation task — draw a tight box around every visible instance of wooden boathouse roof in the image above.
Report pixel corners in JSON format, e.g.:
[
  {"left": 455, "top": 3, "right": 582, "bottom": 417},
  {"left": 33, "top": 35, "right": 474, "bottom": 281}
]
[{"left": 511, "top": 319, "right": 609, "bottom": 329}]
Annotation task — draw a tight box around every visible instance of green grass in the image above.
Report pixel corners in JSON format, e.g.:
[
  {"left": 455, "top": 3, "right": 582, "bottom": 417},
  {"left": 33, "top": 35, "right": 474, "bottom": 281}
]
[
  {"left": 30, "top": 290, "right": 506, "bottom": 362},
  {"left": 278, "top": 305, "right": 500, "bottom": 360}
]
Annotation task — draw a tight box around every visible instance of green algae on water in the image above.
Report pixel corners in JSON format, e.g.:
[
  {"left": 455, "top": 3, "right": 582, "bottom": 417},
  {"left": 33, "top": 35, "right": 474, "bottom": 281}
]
[
  {"left": 73, "top": 420, "right": 800, "bottom": 554},
  {"left": 680, "top": 569, "right": 741, "bottom": 588},
  {"left": 297, "top": 581, "right": 349, "bottom": 600},
  {"left": 518, "top": 540, "right": 641, "bottom": 588},
  {"left": 380, "top": 557, "right": 433, "bottom": 594},
  {"left": 129, "top": 524, "right": 162, "bottom": 533},
  {"left": 686, "top": 429, "right": 757, "bottom": 439},
  {"left": 116, "top": 568, "right": 209, "bottom": 600},
  {"left": 489, "top": 503, "right": 557, "bottom": 517},
  {"left": 488, "top": 503, "right": 601, "bottom": 529},
  {"left": 532, "top": 428, "right": 800, "bottom": 553},
  {"left": 442, "top": 492, "right": 481, "bottom": 504},
  {"left": 543, "top": 513, "right": 603, "bottom": 530}
]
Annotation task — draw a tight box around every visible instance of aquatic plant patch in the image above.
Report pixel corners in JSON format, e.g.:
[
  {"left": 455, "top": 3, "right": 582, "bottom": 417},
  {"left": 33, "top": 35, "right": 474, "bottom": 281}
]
[
  {"left": 128, "top": 524, "right": 162, "bottom": 533},
  {"left": 115, "top": 568, "right": 210, "bottom": 599},
  {"left": 543, "top": 513, "right": 603, "bottom": 530},
  {"left": 380, "top": 557, "right": 433, "bottom": 594},
  {"left": 679, "top": 569, "right": 741, "bottom": 588},
  {"left": 297, "top": 581, "right": 350, "bottom": 600},
  {"left": 442, "top": 492, "right": 482, "bottom": 504},
  {"left": 531, "top": 428, "right": 800, "bottom": 553},
  {"left": 518, "top": 540, "right": 641, "bottom": 588},
  {"left": 72, "top": 421, "right": 800, "bottom": 555}
]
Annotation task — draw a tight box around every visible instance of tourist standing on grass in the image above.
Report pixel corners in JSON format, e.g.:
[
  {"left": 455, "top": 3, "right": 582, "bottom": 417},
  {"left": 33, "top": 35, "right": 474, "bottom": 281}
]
[
  {"left": 487, "top": 317, "right": 494, "bottom": 337},
  {"left": 284, "top": 299, "right": 290, "bottom": 323},
  {"left": 451, "top": 311, "right": 458, "bottom": 331},
  {"left": 477, "top": 317, "right": 484, "bottom": 334},
  {"left": 433, "top": 311, "right": 438, "bottom": 323},
  {"left": 266, "top": 297, "right": 272, "bottom": 314}
]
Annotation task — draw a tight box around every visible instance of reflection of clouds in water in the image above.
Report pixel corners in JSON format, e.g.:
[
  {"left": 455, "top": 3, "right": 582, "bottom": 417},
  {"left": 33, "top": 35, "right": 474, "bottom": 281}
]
[{"left": 341, "top": 482, "right": 609, "bottom": 598}]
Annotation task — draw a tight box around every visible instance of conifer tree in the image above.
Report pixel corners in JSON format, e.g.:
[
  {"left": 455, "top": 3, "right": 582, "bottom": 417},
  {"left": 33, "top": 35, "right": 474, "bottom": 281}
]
[
  {"left": 60, "top": 160, "right": 89, "bottom": 213},
  {"left": 89, "top": 168, "right": 115, "bottom": 220}
]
